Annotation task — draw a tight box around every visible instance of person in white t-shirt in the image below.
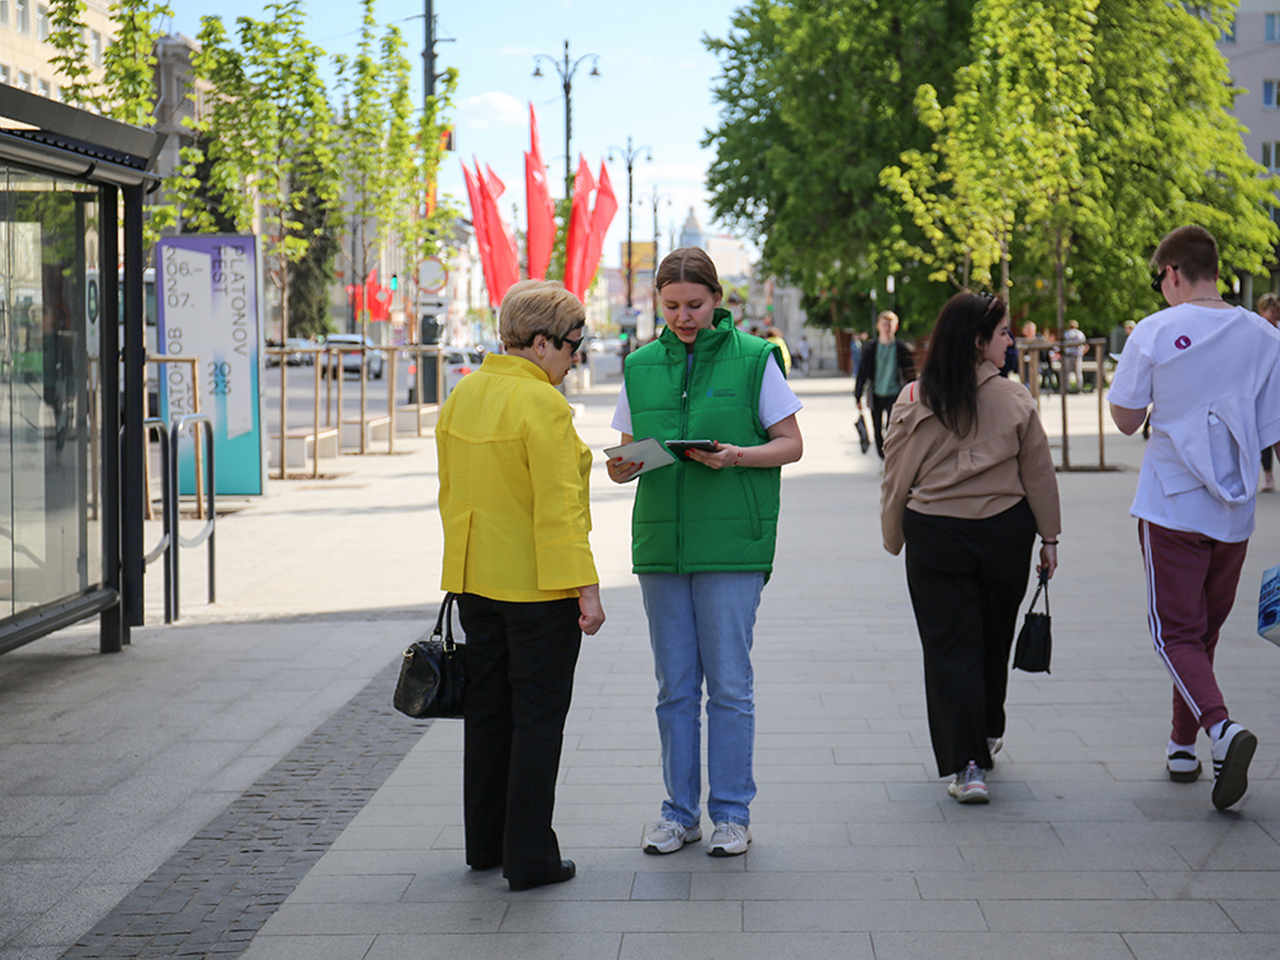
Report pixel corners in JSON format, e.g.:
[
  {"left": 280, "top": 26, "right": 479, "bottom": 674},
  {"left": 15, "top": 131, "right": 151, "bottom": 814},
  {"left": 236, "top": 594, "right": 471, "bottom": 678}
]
[{"left": 1110, "top": 225, "right": 1280, "bottom": 811}]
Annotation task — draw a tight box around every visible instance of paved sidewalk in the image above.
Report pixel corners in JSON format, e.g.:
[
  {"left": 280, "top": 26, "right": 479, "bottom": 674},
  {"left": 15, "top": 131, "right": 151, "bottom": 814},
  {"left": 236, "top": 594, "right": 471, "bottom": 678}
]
[{"left": 4, "top": 375, "right": 1280, "bottom": 959}]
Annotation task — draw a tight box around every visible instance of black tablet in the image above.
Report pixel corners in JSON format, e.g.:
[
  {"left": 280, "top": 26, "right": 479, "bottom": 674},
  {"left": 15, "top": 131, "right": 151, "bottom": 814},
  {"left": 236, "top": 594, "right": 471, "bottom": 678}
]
[{"left": 665, "top": 440, "right": 718, "bottom": 458}]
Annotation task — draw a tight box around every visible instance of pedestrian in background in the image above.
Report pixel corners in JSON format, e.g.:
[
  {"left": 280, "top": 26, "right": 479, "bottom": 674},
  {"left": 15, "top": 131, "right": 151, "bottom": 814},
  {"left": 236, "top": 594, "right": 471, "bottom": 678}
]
[
  {"left": 881, "top": 292, "right": 1061, "bottom": 805},
  {"left": 606, "top": 247, "right": 803, "bottom": 857},
  {"left": 854, "top": 310, "right": 915, "bottom": 458},
  {"left": 436, "top": 279, "right": 605, "bottom": 891},
  {"left": 1255, "top": 292, "right": 1280, "bottom": 491},
  {"left": 764, "top": 326, "right": 792, "bottom": 377},
  {"left": 1063, "top": 319, "right": 1087, "bottom": 391},
  {"left": 1110, "top": 225, "right": 1280, "bottom": 810},
  {"left": 793, "top": 333, "right": 811, "bottom": 375}
]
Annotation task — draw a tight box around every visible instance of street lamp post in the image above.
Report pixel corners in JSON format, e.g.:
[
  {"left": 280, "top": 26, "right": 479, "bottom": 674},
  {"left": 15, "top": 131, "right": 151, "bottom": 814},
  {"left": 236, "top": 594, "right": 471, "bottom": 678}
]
[
  {"left": 650, "top": 187, "right": 670, "bottom": 331},
  {"left": 533, "top": 40, "right": 600, "bottom": 202},
  {"left": 609, "top": 136, "right": 652, "bottom": 311}
]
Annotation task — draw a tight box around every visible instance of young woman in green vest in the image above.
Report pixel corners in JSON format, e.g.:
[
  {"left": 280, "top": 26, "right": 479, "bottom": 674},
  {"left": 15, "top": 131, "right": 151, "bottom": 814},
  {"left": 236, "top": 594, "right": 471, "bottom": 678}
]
[{"left": 607, "top": 248, "right": 804, "bottom": 857}]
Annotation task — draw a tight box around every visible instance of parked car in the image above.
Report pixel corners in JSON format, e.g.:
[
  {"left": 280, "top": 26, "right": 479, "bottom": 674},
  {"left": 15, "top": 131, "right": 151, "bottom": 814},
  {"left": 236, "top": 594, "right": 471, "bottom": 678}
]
[
  {"left": 321, "top": 333, "right": 384, "bottom": 379},
  {"left": 443, "top": 347, "right": 484, "bottom": 397},
  {"left": 285, "top": 337, "right": 313, "bottom": 366}
]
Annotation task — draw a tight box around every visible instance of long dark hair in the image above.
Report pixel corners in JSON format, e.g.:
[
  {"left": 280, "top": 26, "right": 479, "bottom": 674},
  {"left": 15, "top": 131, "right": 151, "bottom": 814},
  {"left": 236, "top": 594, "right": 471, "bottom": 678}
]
[{"left": 919, "top": 292, "right": 1007, "bottom": 436}]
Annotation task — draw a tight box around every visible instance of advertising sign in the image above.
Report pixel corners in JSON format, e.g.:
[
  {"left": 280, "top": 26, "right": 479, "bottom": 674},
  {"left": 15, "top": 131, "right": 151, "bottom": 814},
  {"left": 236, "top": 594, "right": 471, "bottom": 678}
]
[
  {"left": 621, "top": 240, "right": 657, "bottom": 274},
  {"left": 156, "top": 235, "right": 264, "bottom": 496}
]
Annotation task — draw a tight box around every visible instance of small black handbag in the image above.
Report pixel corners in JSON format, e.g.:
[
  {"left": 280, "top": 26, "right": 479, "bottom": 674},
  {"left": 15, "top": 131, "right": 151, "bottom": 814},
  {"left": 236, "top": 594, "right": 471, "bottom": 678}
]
[
  {"left": 393, "top": 593, "right": 466, "bottom": 718},
  {"left": 854, "top": 413, "right": 871, "bottom": 454},
  {"left": 1013, "top": 570, "right": 1052, "bottom": 673}
]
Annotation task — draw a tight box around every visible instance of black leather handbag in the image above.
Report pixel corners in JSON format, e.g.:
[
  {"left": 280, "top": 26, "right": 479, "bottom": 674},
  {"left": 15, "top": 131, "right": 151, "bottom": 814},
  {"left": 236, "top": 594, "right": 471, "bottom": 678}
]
[
  {"left": 1013, "top": 570, "right": 1052, "bottom": 673},
  {"left": 393, "top": 593, "right": 466, "bottom": 718}
]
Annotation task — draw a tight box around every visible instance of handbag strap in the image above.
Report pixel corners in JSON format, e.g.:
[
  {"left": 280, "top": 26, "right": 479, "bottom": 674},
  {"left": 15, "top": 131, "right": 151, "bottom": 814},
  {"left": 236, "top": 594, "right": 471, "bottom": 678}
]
[
  {"left": 431, "top": 593, "right": 458, "bottom": 653},
  {"left": 1027, "top": 570, "right": 1050, "bottom": 615}
]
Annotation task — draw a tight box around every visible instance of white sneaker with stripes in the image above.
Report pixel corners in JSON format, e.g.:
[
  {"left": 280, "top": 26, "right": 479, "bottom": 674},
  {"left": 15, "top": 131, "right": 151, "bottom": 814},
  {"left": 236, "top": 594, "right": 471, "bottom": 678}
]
[{"left": 1211, "top": 721, "right": 1257, "bottom": 811}]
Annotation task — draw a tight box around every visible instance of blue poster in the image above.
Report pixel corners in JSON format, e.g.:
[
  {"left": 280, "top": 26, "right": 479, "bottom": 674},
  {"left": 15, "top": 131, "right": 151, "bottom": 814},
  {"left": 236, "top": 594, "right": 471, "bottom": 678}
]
[{"left": 156, "top": 235, "right": 264, "bottom": 496}]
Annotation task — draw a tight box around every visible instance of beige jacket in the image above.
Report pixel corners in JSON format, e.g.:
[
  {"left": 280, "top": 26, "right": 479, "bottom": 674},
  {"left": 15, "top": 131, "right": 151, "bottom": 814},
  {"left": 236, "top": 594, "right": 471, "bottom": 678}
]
[{"left": 880, "top": 361, "right": 1062, "bottom": 554}]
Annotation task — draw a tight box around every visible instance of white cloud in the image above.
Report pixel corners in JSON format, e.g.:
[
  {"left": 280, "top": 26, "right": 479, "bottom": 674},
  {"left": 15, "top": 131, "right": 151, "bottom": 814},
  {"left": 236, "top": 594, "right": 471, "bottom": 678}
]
[{"left": 458, "top": 91, "right": 525, "bottom": 130}]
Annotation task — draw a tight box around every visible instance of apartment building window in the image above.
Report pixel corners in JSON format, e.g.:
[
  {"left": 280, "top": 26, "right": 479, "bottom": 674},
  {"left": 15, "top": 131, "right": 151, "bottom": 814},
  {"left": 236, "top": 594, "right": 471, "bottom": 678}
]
[
  {"left": 0, "top": 1, "right": 8, "bottom": 27},
  {"left": 91, "top": 30, "right": 102, "bottom": 65},
  {"left": 36, "top": 3, "right": 45, "bottom": 39},
  {"left": 1267, "top": 80, "right": 1280, "bottom": 109},
  {"left": 1221, "top": 17, "right": 1236, "bottom": 43},
  {"left": 37, "top": 78, "right": 49, "bottom": 97},
  {"left": 15, "top": 0, "right": 28, "bottom": 33},
  {"left": 0, "top": 65, "right": 9, "bottom": 84},
  {"left": 1265, "top": 143, "right": 1280, "bottom": 172},
  {"left": 17, "top": 70, "right": 30, "bottom": 90},
  {"left": 1268, "top": 13, "right": 1280, "bottom": 42}
]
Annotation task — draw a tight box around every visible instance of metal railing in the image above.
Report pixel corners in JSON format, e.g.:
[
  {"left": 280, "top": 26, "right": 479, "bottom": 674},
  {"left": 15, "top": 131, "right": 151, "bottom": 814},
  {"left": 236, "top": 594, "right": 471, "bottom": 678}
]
[
  {"left": 138, "top": 417, "right": 175, "bottom": 623},
  {"left": 169, "top": 413, "right": 215, "bottom": 621},
  {"left": 267, "top": 343, "right": 445, "bottom": 476}
]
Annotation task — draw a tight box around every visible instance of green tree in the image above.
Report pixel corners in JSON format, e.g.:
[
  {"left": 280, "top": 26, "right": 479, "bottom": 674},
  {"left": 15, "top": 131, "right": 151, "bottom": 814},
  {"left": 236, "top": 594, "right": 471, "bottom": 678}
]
[
  {"left": 101, "top": 0, "right": 172, "bottom": 126},
  {"left": 46, "top": 0, "right": 100, "bottom": 111},
  {"left": 238, "top": 0, "right": 340, "bottom": 338},
  {"left": 171, "top": 15, "right": 258, "bottom": 234},
  {"left": 1076, "top": 0, "right": 1278, "bottom": 327},
  {"left": 703, "top": 0, "right": 975, "bottom": 322}
]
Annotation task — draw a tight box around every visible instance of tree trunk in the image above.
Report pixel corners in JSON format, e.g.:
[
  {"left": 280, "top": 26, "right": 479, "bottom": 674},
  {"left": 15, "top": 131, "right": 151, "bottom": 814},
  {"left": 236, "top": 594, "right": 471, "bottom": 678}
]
[{"left": 1056, "top": 226, "right": 1069, "bottom": 470}]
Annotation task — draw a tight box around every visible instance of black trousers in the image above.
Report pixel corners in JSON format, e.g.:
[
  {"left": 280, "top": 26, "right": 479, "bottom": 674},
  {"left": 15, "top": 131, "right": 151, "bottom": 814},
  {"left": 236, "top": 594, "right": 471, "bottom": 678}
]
[
  {"left": 871, "top": 393, "right": 896, "bottom": 458},
  {"left": 903, "top": 500, "right": 1036, "bottom": 777},
  {"left": 457, "top": 593, "right": 581, "bottom": 883}
]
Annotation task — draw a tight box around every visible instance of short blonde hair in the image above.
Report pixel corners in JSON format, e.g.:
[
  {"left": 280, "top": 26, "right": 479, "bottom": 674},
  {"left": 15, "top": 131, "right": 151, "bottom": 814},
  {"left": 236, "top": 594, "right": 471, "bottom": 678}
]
[
  {"left": 499, "top": 280, "right": 585, "bottom": 348},
  {"left": 877, "top": 310, "right": 899, "bottom": 330},
  {"left": 1257, "top": 291, "right": 1280, "bottom": 314}
]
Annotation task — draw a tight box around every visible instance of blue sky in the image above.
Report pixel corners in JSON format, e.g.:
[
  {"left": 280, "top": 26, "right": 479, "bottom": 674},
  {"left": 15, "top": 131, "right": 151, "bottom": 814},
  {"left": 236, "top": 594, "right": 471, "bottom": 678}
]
[{"left": 169, "top": 0, "right": 750, "bottom": 269}]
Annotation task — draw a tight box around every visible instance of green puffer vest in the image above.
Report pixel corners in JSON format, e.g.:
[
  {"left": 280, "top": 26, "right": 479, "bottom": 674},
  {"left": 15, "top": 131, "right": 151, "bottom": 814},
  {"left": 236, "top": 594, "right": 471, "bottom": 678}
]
[{"left": 625, "top": 310, "right": 783, "bottom": 574}]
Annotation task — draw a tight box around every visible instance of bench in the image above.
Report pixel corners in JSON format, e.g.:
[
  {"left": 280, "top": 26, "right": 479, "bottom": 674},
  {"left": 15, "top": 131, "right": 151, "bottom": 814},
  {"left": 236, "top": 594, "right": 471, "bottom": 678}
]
[
  {"left": 396, "top": 403, "right": 439, "bottom": 433},
  {"left": 268, "top": 428, "right": 339, "bottom": 471},
  {"left": 340, "top": 416, "right": 391, "bottom": 450}
]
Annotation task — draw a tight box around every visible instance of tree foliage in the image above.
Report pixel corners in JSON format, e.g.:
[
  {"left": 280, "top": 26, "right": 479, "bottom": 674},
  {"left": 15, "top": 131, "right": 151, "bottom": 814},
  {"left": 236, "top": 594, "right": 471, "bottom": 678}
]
[
  {"left": 880, "top": 0, "right": 1277, "bottom": 336},
  {"left": 47, "top": 0, "right": 100, "bottom": 111},
  {"left": 703, "top": 0, "right": 975, "bottom": 333}
]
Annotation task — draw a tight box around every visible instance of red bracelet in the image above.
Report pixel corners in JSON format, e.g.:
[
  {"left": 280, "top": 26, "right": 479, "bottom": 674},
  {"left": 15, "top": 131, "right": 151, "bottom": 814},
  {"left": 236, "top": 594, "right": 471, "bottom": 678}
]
[{"left": 734, "top": 448, "right": 745, "bottom": 466}]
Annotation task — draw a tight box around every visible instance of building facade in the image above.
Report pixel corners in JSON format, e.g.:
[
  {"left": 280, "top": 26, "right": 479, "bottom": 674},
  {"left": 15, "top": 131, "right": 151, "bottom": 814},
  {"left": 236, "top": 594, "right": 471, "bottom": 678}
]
[{"left": 0, "top": 0, "right": 114, "bottom": 100}]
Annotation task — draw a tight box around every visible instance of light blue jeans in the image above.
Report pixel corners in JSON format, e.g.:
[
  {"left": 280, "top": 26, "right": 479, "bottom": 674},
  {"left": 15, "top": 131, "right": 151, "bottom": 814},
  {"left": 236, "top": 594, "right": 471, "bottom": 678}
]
[{"left": 639, "top": 571, "right": 765, "bottom": 828}]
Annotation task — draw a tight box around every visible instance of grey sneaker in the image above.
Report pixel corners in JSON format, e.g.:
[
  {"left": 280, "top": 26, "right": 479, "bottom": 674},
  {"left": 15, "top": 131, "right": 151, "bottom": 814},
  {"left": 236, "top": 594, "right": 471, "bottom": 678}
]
[
  {"left": 947, "top": 761, "right": 990, "bottom": 804},
  {"left": 707, "top": 821, "right": 751, "bottom": 857},
  {"left": 987, "top": 737, "right": 1003, "bottom": 763},
  {"left": 642, "top": 819, "right": 701, "bottom": 855}
]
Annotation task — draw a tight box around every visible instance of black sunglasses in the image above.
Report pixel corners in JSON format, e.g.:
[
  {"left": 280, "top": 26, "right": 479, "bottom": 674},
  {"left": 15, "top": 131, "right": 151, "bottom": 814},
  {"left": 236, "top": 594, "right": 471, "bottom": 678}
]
[
  {"left": 1151, "top": 265, "right": 1175, "bottom": 293},
  {"left": 534, "top": 329, "right": 584, "bottom": 354}
]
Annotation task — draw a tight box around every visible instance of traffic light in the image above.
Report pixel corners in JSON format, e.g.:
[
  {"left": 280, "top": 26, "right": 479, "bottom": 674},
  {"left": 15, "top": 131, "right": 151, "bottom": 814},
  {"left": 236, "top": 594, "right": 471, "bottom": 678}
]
[{"left": 390, "top": 273, "right": 399, "bottom": 292}]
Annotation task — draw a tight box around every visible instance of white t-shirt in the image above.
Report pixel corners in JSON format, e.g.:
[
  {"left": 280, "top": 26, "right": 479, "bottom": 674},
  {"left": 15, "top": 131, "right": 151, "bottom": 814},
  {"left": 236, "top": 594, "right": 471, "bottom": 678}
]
[
  {"left": 1110, "top": 303, "right": 1280, "bottom": 542},
  {"left": 611, "top": 356, "right": 803, "bottom": 435}
]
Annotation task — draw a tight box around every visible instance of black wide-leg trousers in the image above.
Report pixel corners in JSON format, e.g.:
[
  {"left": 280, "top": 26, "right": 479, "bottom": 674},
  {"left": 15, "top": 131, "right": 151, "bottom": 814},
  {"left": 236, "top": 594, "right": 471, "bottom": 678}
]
[
  {"left": 457, "top": 593, "right": 581, "bottom": 884},
  {"left": 902, "top": 500, "right": 1036, "bottom": 777}
]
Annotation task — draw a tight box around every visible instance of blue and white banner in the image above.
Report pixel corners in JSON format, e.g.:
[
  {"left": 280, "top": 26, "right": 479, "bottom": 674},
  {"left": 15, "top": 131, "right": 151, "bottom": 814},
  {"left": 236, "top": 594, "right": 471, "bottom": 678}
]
[{"left": 156, "top": 235, "right": 264, "bottom": 496}]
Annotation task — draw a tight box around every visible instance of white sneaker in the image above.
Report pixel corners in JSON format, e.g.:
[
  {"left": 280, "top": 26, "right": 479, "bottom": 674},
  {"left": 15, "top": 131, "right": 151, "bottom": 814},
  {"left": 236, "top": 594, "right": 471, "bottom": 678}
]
[
  {"left": 1166, "top": 745, "right": 1201, "bottom": 783},
  {"left": 947, "top": 761, "right": 990, "bottom": 804},
  {"left": 707, "top": 821, "right": 751, "bottom": 857},
  {"left": 641, "top": 819, "right": 701, "bottom": 855},
  {"left": 1211, "top": 721, "right": 1258, "bottom": 811},
  {"left": 987, "top": 737, "right": 1003, "bottom": 762}
]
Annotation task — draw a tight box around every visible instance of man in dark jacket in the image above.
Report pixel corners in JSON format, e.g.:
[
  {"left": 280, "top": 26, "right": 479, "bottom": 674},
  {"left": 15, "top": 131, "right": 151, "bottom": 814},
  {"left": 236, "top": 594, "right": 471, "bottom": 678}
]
[{"left": 854, "top": 310, "right": 915, "bottom": 458}]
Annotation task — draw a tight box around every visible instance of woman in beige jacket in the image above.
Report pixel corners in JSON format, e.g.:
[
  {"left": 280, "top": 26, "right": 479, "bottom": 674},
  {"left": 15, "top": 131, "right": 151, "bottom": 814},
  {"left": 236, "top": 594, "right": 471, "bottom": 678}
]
[{"left": 881, "top": 292, "right": 1061, "bottom": 805}]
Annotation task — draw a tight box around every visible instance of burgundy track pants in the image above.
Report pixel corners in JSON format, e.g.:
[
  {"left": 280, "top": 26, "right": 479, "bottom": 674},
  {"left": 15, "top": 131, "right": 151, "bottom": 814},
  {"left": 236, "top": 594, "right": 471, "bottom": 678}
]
[{"left": 1138, "top": 519, "right": 1248, "bottom": 745}]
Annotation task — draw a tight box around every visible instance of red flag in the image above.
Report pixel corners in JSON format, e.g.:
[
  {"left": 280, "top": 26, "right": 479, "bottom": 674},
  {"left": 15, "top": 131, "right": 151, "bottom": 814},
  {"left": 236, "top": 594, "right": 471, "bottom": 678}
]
[
  {"left": 563, "top": 155, "right": 596, "bottom": 299},
  {"left": 525, "top": 103, "right": 555, "bottom": 280},
  {"left": 462, "top": 161, "right": 500, "bottom": 307},
  {"left": 477, "top": 161, "right": 519, "bottom": 304},
  {"left": 580, "top": 161, "right": 617, "bottom": 293}
]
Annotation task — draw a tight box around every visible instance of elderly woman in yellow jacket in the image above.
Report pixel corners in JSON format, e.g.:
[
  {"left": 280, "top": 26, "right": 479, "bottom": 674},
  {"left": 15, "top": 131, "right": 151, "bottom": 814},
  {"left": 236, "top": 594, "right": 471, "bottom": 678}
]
[{"left": 436, "top": 279, "right": 605, "bottom": 892}]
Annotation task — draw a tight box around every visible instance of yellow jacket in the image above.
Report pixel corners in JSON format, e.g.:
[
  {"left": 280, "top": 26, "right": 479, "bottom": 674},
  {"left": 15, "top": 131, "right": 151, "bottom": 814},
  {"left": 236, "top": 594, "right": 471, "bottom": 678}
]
[{"left": 437, "top": 353, "right": 597, "bottom": 602}]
